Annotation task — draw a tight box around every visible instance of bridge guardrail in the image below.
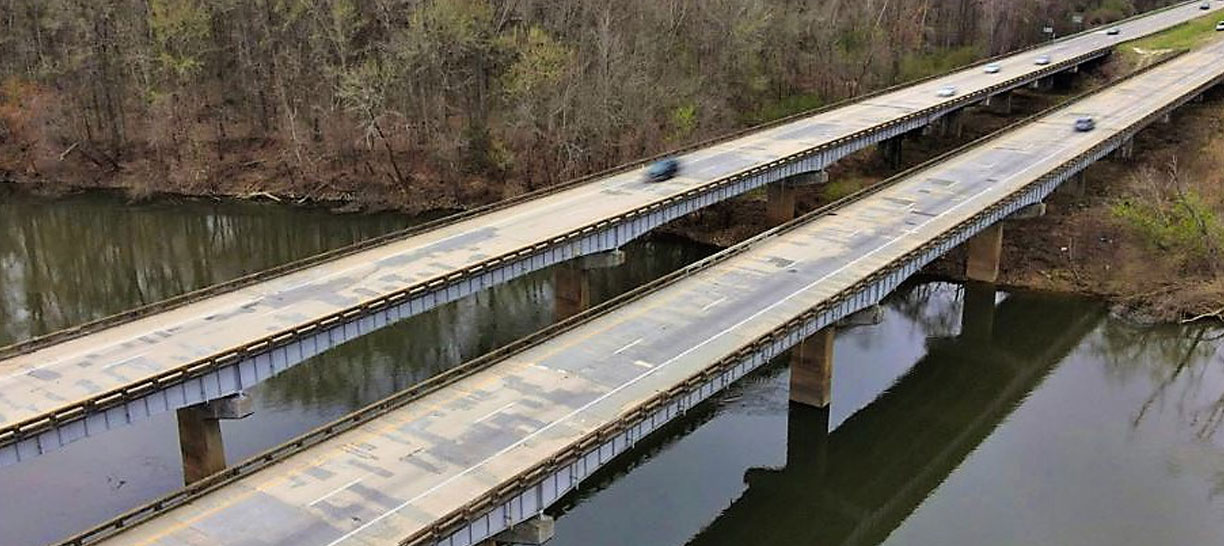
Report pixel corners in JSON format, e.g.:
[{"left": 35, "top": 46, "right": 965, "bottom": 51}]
[
  {"left": 54, "top": 48, "right": 1200, "bottom": 546},
  {"left": 0, "top": 0, "right": 1199, "bottom": 365},
  {"left": 0, "top": 31, "right": 1140, "bottom": 457}
]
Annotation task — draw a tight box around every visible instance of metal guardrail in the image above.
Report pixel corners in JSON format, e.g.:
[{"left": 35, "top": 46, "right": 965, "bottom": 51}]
[
  {"left": 54, "top": 48, "right": 1196, "bottom": 546},
  {"left": 0, "top": 0, "right": 1195, "bottom": 365},
  {"left": 0, "top": 36, "right": 1128, "bottom": 455}
]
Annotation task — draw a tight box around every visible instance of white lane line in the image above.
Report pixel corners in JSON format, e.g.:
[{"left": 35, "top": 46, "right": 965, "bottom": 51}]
[
  {"left": 632, "top": 361, "right": 655, "bottom": 369},
  {"left": 700, "top": 297, "right": 728, "bottom": 312},
  {"left": 474, "top": 402, "right": 516, "bottom": 424},
  {"left": 613, "top": 339, "right": 643, "bottom": 355},
  {"left": 309, "top": 478, "right": 363, "bottom": 507},
  {"left": 100, "top": 352, "right": 151, "bottom": 371},
  {"left": 324, "top": 166, "right": 1020, "bottom": 546}
]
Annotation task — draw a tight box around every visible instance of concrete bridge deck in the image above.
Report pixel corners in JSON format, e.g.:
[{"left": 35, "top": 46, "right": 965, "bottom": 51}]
[
  {"left": 68, "top": 37, "right": 1224, "bottom": 546},
  {"left": 2, "top": 0, "right": 1219, "bottom": 467}
]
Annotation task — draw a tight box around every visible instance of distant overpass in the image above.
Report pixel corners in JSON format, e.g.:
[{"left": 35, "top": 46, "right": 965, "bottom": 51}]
[
  {"left": 63, "top": 36, "right": 1224, "bottom": 546},
  {"left": 1, "top": 0, "right": 1219, "bottom": 469}
]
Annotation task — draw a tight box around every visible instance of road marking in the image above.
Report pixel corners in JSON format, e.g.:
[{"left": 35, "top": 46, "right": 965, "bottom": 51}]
[
  {"left": 329, "top": 120, "right": 1111, "bottom": 544},
  {"left": 309, "top": 478, "right": 363, "bottom": 507},
  {"left": 632, "top": 361, "right": 655, "bottom": 369},
  {"left": 474, "top": 402, "right": 516, "bottom": 424},
  {"left": 613, "top": 339, "right": 643, "bottom": 355},
  {"left": 700, "top": 298, "right": 727, "bottom": 312}
]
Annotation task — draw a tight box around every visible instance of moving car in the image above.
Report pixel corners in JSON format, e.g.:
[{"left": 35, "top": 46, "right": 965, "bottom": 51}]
[
  {"left": 1074, "top": 117, "right": 1096, "bottom": 132},
  {"left": 1106, "top": 27, "right": 1121, "bottom": 35},
  {"left": 937, "top": 85, "right": 958, "bottom": 97},
  {"left": 645, "top": 158, "right": 680, "bottom": 182},
  {"left": 984, "top": 63, "right": 1001, "bottom": 74},
  {"left": 1035, "top": 55, "right": 1051, "bottom": 65},
  {"left": 1216, "top": 20, "right": 1224, "bottom": 31},
  {"left": 1201, "top": 1, "right": 1211, "bottom": 10}
]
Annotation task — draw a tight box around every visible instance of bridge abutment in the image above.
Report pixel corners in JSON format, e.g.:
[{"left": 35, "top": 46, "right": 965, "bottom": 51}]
[
  {"left": 177, "top": 392, "right": 253, "bottom": 485},
  {"left": 965, "top": 223, "right": 1004, "bottom": 283},
  {"left": 789, "top": 326, "right": 834, "bottom": 408},
  {"left": 553, "top": 250, "right": 625, "bottom": 319}
]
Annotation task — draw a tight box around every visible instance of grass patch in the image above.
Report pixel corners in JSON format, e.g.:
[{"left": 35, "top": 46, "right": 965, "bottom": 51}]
[
  {"left": 821, "top": 175, "right": 875, "bottom": 201},
  {"left": 1123, "top": 10, "right": 1223, "bottom": 59}
]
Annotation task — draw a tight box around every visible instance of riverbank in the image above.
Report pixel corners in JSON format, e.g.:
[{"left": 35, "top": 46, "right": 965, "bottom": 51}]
[{"left": 4, "top": 49, "right": 1221, "bottom": 324}]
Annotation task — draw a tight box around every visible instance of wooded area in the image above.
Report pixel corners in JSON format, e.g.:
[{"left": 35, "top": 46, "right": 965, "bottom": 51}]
[{"left": 0, "top": 0, "right": 1171, "bottom": 208}]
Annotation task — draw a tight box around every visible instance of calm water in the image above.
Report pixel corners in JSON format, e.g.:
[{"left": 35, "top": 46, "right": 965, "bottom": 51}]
[{"left": 2, "top": 194, "right": 1224, "bottom": 546}]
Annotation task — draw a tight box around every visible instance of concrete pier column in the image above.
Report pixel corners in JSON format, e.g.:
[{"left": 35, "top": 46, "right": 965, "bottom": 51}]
[
  {"left": 553, "top": 250, "right": 625, "bottom": 319},
  {"left": 1060, "top": 171, "right": 1087, "bottom": 198},
  {"left": 985, "top": 92, "right": 1012, "bottom": 115},
  {"left": 790, "top": 327, "right": 835, "bottom": 408},
  {"left": 177, "top": 392, "right": 253, "bottom": 485},
  {"left": 1115, "top": 137, "right": 1134, "bottom": 160},
  {"left": 484, "top": 514, "right": 556, "bottom": 545},
  {"left": 960, "top": 282, "right": 997, "bottom": 343},
  {"left": 766, "top": 171, "right": 827, "bottom": 225},
  {"left": 1029, "top": 77, "right": 1054, "bottom": 92},
  {"left": 938, "top": 110, "right": 964, "bottom": 138},
  {"left": 766, "top": 182, "right": 798, "bottom": 226},
  {"left": 965, "top": 223, "right": 1004, "bottom": 283},
  {"left": 878, "top": 136, "right": 904, "bottom": 168}
]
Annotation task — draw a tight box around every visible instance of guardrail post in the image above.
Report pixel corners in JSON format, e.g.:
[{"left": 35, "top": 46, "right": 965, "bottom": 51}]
[
  {"left": 554, "top": 250, "right": 626, "bottom": 319},
  {"left": 965, "top": 223, "right": 1004, "bottom": 283},
  {"left": 790, "top": 327, "right": 835, "bottom": 408},
  {"left": 177, "top": 392, "right": 253, "bottom": 485},
  {"left": 960, "top": 282, "right": 998, "bottom": 343}
]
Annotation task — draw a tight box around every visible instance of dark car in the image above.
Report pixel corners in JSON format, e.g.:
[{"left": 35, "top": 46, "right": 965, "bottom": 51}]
[
  {"left": 1074, "top": 117, "right": 1096, "bottom": 132},
  {"left": 645, "top": 158, "right": 680, "bottom": 182}
]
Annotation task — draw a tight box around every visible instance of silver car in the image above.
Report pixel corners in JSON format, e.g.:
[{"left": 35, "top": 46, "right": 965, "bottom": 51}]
[
  {"left": 984, "top": 63, "right": 1001, "bottom": 74},
  {"left": 937, "top": 85, "right": 958, "bottom": 97},
  {"left": 1035, "top": 55, "right": 1051, "bottom": 65}
]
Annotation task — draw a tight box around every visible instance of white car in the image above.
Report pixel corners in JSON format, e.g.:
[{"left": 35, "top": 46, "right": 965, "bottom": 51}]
[
  {"left": 1216, "top": 20, "right": 1224, "bottom": 31},
  {"left": 984, "top": 63, "right": 1001, "bottom": 74},
  {"left": 937, "top": 85, "right": 958, "bottom": 97},
  {"left": 1035, "top": 55, "right": 1051, "bottom": 65}
]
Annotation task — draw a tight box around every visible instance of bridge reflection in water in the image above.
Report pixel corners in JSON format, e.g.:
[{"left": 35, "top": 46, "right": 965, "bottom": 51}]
[{"left": 679, "top": 284, "right": 1104, "bottom": 546}]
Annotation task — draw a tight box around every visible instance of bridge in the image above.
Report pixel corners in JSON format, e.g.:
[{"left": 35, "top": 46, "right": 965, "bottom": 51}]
[
  {"left": 1, "top": 0, "right": 1219, "bottom": 471},
  {"left": 59, "top": 35, "right": 1224, "bottom": 546}
]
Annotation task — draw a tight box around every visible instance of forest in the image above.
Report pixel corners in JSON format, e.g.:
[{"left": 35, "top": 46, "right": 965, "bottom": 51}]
[{"left": 0, "top": 0, "right": 1173, "bottom": 208}]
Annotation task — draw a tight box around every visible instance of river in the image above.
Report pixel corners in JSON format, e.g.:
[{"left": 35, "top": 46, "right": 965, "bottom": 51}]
[{"left": 1, "top": 192, "right": 1222, "bottom": 546}]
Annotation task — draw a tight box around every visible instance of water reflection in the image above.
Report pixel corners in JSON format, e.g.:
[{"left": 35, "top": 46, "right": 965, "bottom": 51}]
[
  {"left": 685, "top": 289, "right": 1104, "bottom": 545},
  {"left": 0, "top": 192, "right": 412, "bottom": 345}
]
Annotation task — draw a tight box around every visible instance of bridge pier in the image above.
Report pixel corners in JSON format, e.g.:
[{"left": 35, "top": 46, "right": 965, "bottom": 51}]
[
  {"left": 766, "top": 171, "right": 827, "bottom": 225},
  {"left": 789, "top": 326, "right": 835, "bottom": 408},
  {"left": 1029, "top": 76, "right": 1054, "bottom": 92},
  {"left": 554, "top": 250, "right": 625, "bottom": 319},
  {"left": 1114, "top": 137, "right": 1135, "bottom": 160},
  {"left": 1060, "top": 171, "right": 1087, "bottom": 198},
  {"left": 177, "top": 392, "right": 253, "bottom": 485},
  {"left": 785, "top": 401, "right": 829, "bottom": 475},
  {"left": 877, "top": 136, "right": 904, "bottom": 169},
  {"left": 983, "top": 92, "right": 1013, "bottom": 115},
  {"left": 965, "top": 223, "right": 1004, "bottom": 283},
  {"left": 482, "top": 514, "right": 556, "bottom": 545},
  {"left": 960, "top": 282, "right": 998, "bottom": 342}
]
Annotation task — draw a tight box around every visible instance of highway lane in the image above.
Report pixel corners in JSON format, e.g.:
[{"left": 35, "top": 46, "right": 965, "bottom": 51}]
[
  {"left": 84, "top": 32, "right": 1224, "bottom": 546},
  {"left": 2, "top": 0, "right": 1220, "bottom": 465}
]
